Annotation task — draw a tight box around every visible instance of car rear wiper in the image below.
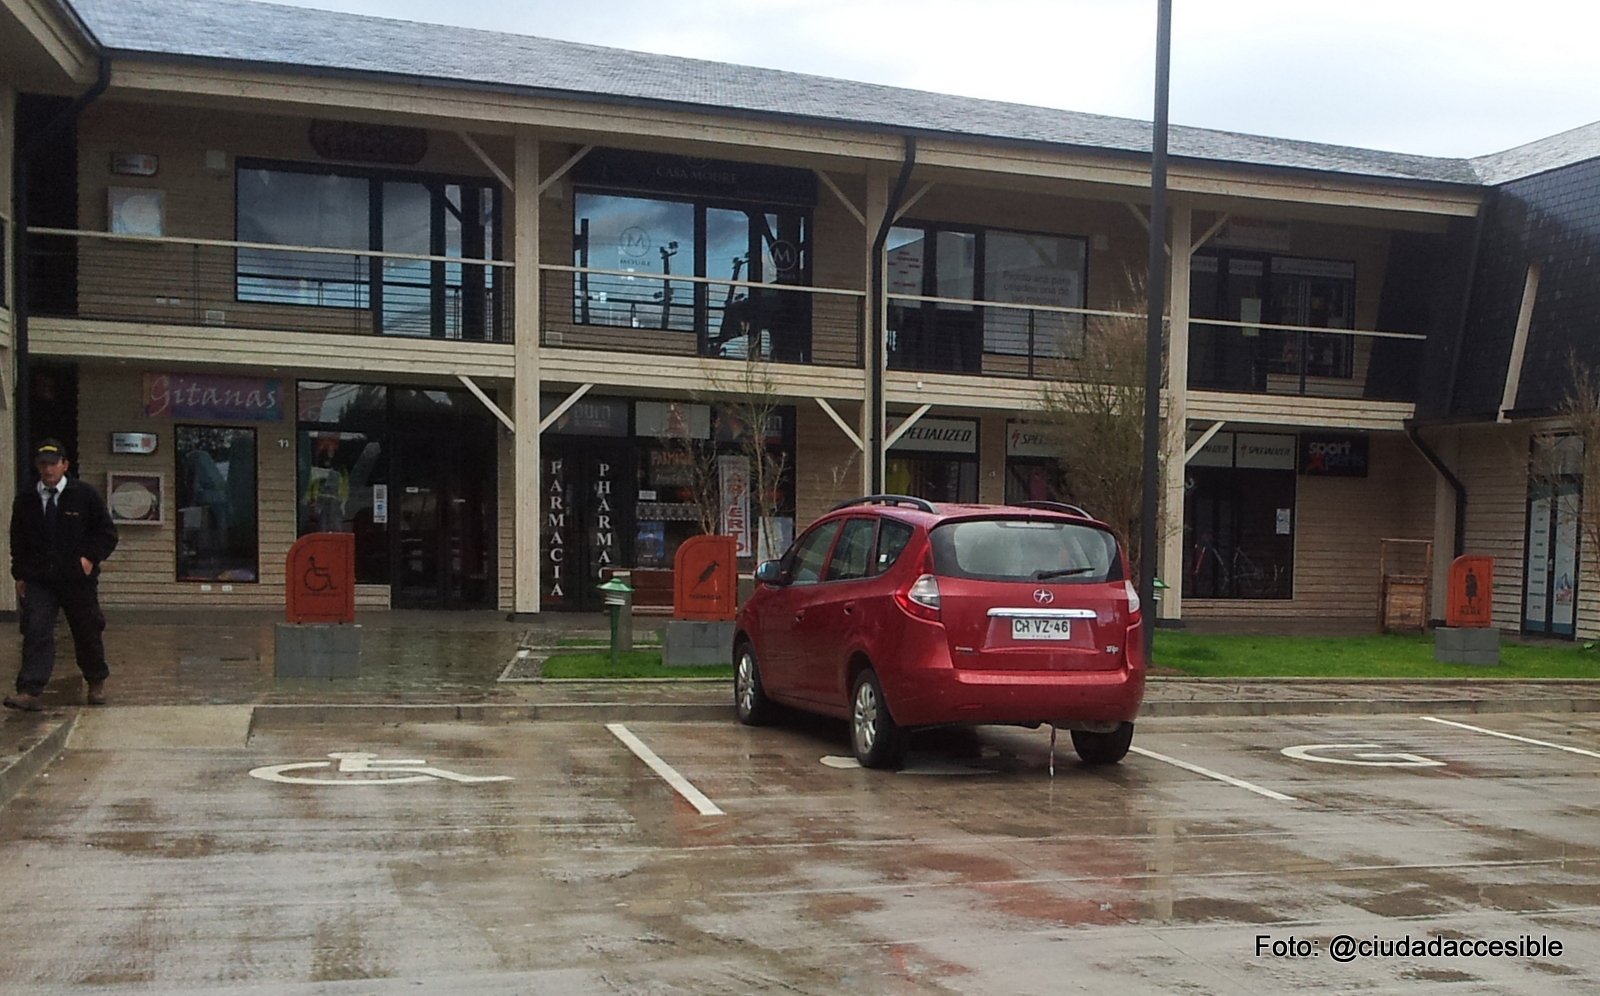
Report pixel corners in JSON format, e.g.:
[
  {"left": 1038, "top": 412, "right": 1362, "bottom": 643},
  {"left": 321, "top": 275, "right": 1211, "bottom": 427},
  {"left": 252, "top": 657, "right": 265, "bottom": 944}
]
[{"left": 1034, "top": 567, "right": 1096, "bottom": 580}]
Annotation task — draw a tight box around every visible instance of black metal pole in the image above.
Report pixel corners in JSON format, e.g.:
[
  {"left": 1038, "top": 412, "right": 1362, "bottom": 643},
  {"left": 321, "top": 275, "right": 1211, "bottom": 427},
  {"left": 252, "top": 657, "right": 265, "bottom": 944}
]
[{"left": 1140, "top": 0, "right": 1172, "bottom": 640}]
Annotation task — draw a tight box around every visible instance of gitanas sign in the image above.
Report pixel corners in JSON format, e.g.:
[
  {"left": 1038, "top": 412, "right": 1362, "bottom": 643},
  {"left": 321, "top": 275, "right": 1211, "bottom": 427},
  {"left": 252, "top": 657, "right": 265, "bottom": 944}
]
[{"left": 144, "top": 374, "right": 282, "bottom": 422}]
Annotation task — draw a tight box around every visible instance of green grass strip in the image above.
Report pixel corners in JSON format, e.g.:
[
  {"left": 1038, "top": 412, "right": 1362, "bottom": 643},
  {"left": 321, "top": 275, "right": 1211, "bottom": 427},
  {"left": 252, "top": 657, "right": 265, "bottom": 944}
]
[{"left": 1153, "top": 631, "right": 1600, "bottom": 679}]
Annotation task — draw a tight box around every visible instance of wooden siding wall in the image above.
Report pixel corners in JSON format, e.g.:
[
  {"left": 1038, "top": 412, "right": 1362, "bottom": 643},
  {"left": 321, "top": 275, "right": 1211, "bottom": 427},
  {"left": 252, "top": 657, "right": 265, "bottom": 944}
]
[
  {"left": 498, "top": 415, "right": 514, "bottom": 612},
  {"left": 1185, "top": 432, "right": 1435, "bottom": 620},
  {"left": 77, "top": 367, "right": 392, "bottom": 608},
  {"left": 1449, "top": 423, "right": 1600, "bottom": 639},
  {"left": 72, "top": 101, "right": 512, "bottom": 332},
  {"left": 794, "top": 401, "right": 863, "bottom": 526}
]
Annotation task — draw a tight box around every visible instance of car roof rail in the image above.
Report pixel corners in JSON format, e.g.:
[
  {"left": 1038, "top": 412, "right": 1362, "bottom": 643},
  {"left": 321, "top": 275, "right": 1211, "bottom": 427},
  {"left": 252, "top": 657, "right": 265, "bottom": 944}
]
[
  {"left": 831, "top": 494, "right": 938, "bottom": 513},
  {"left": 1014, "top": 500, "right": 1093, "bottom": 519}
]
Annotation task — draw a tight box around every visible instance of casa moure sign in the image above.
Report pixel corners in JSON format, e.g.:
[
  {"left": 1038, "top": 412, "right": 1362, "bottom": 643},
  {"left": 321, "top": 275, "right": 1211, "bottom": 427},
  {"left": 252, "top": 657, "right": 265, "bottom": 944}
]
[{"left": 144, "top": 373, "right": 282, "bottom": 422}]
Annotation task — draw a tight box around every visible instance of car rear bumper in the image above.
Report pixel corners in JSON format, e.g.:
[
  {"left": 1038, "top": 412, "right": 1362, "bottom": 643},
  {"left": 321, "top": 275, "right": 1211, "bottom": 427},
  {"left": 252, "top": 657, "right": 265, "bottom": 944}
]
[{"left": 879, "top": 621, "right": 1145, "bottom": 727}]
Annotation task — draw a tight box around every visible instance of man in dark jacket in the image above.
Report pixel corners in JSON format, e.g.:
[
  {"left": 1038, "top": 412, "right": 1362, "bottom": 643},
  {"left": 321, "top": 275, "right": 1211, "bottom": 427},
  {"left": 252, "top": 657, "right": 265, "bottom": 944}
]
[{"left": 4, "top": 439, "right": 119, "bottom": 711}]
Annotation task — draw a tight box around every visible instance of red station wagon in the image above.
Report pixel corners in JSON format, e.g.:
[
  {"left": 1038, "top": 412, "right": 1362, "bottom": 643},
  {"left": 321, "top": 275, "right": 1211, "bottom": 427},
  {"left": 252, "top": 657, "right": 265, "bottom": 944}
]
[{"left": 734, "top": 495, "right": 1146, "bottom": 768}]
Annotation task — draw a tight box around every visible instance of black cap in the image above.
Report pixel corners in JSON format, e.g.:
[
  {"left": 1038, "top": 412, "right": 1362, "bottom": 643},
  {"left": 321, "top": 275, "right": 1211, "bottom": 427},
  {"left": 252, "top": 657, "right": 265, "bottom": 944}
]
[{"left": 33, "top": 439, "right": 66, "bottom": 463}]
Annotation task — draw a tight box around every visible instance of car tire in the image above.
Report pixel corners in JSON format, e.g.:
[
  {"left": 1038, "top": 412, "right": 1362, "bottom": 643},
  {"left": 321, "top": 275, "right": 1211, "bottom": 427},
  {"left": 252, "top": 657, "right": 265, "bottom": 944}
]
[
  {"left": 851, "top": 669, "right": 907, "bottom": 769},
  {"left": 734, "top": 641, "right": 773, "bottom": 726},
  {"left": 1071, "top": 722, "right": 1134, "bottom": 765}
]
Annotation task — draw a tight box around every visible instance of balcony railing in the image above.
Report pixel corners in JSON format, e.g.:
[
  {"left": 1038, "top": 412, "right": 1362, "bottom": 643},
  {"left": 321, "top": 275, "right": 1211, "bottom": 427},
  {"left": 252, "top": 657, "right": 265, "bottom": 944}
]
[
  {"left": 25, "top": 228, "right": 515, "bottom": 342},
  {"left": 541, "top": 264, "right": 865, "bottom": 367},
  {"left": 1187, "top": 317, "right": 1426, "bottom": 402},
  {"left": 887, "top": 292, "right": 1147, "bottom": 380}
]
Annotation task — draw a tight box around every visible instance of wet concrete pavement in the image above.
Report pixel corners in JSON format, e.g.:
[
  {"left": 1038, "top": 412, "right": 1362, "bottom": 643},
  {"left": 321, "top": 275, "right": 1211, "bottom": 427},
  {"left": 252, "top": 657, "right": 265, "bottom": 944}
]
[
  {"left": 3, "top": 708, "right": 1600, "bottom": 992},
  {"left": 4, "top": 610, "right": 1600, "bottom": 991}
]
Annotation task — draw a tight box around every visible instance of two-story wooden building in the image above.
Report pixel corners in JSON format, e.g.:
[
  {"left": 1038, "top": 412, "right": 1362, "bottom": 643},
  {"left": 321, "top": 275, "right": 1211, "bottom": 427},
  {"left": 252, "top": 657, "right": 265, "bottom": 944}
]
[{"left": 5, "top": 0, "right": 1597, "bottom": 635}]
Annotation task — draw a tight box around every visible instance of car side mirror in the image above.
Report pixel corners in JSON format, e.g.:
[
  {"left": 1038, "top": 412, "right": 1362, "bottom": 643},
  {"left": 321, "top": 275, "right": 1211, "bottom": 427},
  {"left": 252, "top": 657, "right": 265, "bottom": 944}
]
[{"left": 755, "top": 559, "right": 786, "bottom": 585}]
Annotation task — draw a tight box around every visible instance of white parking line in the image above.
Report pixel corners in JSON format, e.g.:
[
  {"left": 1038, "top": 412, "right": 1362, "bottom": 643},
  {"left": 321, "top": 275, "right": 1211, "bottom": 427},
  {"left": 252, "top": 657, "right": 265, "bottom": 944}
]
[
  {"left": 1129, "top": 745, "right": 1296, "bottom": 802},
  {"left": 1420, "top": 716, "right": 1600, "bottom": 760},
  {"left": 606, "top": 723, "right": 726, "bottom": 816}
]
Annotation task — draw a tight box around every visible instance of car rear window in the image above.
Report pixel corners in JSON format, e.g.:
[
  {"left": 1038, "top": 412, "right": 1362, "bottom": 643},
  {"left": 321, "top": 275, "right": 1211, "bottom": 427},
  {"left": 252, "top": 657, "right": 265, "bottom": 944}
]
[{"left": 930, "top": 518, "right": 1121, "bottom": 583}]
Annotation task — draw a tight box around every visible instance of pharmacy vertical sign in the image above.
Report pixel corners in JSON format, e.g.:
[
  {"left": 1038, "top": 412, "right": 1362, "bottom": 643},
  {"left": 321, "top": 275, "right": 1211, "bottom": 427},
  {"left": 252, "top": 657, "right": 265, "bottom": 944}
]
[{"left": 719, "top": 455, "right": 752, "bottom": 558}]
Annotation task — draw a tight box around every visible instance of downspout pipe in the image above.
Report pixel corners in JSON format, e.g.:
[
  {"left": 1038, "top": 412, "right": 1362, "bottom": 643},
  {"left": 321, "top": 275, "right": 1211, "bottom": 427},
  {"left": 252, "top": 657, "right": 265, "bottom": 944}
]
[
  {"left": 13, "top": 56, "right": 111, "bottom": 493},
  {"left": 867, "top": 135, "right": 917, "bottom": 493},
  {"left": 1406, "top": 421, "right": 1466, "bottom": 559}
]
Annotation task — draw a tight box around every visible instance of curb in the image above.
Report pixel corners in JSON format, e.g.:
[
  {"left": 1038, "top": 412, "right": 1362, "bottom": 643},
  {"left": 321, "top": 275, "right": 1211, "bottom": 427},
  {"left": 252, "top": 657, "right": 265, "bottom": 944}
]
[
  {"left": 0, "top": 713, "right": 78, "bottom": 809},
  {"left": 1142, "top": 696, "right": 1600, "bottom": 718},
  {"left": 247, "top": 702, "right": 734, "bottom": 730}
]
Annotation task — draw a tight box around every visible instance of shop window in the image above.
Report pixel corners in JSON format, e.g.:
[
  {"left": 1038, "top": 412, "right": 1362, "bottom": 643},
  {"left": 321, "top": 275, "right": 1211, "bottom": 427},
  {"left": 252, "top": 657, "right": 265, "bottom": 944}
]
[
  {"left": 298, "top": 429, "right": 389, "bottom": 585},
  {"left": 1190, "top": 251, "right": 1354, "bottom": 391},
  {"left": 888, "top": 223, "right": 1087, "bottom": 373},
  {"left": 573, "top": 191, "right": 812, "bottom": 360},
  {"left": 176, "top": 426, "right": 258, "bottom": 582},
  {"left": 1184, "top": 466, "right": 1294, "bottom": 600},
  {"left": 1005, "top": 459, "right": 1069, "bottom": 504},
  {"left": 236, "top": 162, "right": 502, "bottom": 339},
  {"left": 886, "top": 456, "right": 978, "bottom": 503}
]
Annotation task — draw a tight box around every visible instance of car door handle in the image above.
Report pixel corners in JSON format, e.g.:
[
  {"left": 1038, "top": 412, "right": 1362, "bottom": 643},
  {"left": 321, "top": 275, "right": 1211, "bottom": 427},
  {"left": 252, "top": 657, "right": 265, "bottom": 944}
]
[
  {"left": 843, "top": 601, "right": 856, "bottom": 614},
  {"left": 795, "top": 610, "right": 806, "bottom": 621}
]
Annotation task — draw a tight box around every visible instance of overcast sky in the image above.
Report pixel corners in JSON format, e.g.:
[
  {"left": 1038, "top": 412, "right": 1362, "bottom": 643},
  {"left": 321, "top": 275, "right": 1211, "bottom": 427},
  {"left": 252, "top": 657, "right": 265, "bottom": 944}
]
[{"left": 266, "top": 0, "right": 1600, "bottom": 160}]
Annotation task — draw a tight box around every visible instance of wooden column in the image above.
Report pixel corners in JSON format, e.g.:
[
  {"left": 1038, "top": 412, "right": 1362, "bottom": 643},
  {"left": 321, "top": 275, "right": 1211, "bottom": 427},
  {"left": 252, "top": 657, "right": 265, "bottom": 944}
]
[
  {"left": 512, "top": 127, "right": 542, "bottom": 615},
  {"left": 1159, "top": 196, "right": 1192, "bottom": 622}
]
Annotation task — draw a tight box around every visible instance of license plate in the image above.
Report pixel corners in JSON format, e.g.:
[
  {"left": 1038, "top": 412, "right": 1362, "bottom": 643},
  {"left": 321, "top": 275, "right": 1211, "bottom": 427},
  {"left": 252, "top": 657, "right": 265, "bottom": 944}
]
[{"left": 1011, "top": 617, "right": 1072, "bottom": 640}]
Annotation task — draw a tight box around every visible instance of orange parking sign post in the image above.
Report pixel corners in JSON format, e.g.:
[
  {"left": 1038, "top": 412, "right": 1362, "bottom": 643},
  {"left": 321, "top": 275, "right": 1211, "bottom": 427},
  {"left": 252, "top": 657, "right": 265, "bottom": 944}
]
[{"left": 1446, "top": 556, "right": 1494, "bottom": 628}]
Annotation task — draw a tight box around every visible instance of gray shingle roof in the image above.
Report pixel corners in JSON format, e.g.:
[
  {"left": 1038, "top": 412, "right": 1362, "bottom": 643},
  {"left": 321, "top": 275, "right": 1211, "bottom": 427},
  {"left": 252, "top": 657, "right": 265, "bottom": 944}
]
[
  {"left": 65, "top": 0, "right": 1587, "bottom": 189},
  {"left": 1471, "top": 120, "right": 1600, "bottom": 185}
]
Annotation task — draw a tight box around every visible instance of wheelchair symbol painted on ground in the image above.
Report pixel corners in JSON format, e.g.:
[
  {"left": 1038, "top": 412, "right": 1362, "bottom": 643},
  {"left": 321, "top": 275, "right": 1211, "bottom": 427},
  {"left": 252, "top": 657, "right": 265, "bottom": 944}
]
[
  {"left": 1280, "top": 743, "right": 1445, "bottom": 768},
  {"left": 249, "top": 752, "right": 512, "bottom": 786}
]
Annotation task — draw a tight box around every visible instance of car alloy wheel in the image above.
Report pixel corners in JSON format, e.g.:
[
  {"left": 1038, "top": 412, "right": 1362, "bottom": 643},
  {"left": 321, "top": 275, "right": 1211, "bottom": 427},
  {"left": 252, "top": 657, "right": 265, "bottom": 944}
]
[
  {"left": 734, "top": 642, "right": 772, "bottom": 726},
  {"left": 850, "top": 669, "right": 907, "bottom": 769}
]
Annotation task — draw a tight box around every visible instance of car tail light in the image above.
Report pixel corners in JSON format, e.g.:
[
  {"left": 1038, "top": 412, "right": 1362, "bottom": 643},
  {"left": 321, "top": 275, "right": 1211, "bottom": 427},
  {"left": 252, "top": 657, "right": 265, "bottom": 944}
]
[
  {"left": 896, "top": 573, "right": 942, "bottom": 622},
  {"left": 1125, "top": 580, "right": 1141, "bottom": 616}
]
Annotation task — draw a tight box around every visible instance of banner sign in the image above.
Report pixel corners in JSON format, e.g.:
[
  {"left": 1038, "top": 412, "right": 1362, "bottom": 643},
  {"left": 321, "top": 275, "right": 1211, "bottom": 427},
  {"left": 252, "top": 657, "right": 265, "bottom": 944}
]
[
  {"left": 144, "top": 373, "right": 282, "bottom": 422},
  {"left": 891, "top": 417, "right": 978, "bottom": 454},
  {"left": 719, "top": 455, "right": 752, "bottom": 558}
]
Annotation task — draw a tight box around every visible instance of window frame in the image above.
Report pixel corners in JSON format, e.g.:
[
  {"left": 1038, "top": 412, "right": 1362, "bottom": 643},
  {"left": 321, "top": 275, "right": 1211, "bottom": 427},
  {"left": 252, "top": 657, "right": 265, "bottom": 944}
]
[
  {"left": 233, "top": 158, "right": 505, "bottom": 336},
  {"left": 823, "top": 516, "right": 879, "bottom": 583}
]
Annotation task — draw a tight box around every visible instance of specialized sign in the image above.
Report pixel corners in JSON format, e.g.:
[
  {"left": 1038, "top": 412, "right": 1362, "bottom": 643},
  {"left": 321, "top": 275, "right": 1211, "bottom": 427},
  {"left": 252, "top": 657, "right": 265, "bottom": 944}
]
[
  {"left": 285, "top": 532, "right": 355, "bottom": 624},
  {"left": 673, "top": 534, "right": 737, "bottom": 621},
  {"left": 1186, "top": 430, "right": 1234, "bottom": 467},
  {"left": 249, "top": 752, "right": 510, "bottom": 785},
  {"left": 145, "top": 373, "right": 283, "bottom": 422},
  {"left": 1281, "top": 743, "right": 1444, "bottom": 768},
  {"left": 1300, "top": 433, "right": 1369, "bottom": 477},
  {"left": 890, "top": 417, "right": 978, "bottom": 454},
  {"left": 1447, "top": 555, "right": 1495, "bottom": 628},
  {"left": 1006, "top": 421, "right": 1055, "bottom": 458},
  {"left": 1234, "top": 433, "right": 1296, "bottom": 470}
]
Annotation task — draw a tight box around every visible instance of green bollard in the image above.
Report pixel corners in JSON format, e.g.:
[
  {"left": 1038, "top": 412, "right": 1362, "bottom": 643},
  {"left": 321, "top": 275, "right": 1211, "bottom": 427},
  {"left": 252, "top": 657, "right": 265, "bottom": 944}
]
[{"left": 596, "top": 578, "right": 634, "bottom": 670}]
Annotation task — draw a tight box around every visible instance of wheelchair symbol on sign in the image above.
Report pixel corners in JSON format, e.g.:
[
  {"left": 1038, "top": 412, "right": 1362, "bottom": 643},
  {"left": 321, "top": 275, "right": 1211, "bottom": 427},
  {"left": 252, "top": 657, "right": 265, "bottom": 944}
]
[{"left": 249, "top": 752, "right": 512, "bottom": 786}]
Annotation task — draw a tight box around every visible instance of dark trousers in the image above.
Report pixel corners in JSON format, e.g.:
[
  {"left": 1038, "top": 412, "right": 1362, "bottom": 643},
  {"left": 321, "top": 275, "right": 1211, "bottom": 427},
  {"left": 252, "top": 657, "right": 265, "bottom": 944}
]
[{"left": 16, "top": 579, "right": 109, "bottom": 695}]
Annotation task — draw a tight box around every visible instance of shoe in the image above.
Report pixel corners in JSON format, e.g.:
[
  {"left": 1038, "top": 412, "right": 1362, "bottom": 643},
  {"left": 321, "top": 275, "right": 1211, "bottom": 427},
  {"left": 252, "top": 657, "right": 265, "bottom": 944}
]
[
  {"left": 3, "top": 692, "right": 44, "bottom": 712},
  {"left": 86, "top": 681, "right": 107, "bottom": 706}
]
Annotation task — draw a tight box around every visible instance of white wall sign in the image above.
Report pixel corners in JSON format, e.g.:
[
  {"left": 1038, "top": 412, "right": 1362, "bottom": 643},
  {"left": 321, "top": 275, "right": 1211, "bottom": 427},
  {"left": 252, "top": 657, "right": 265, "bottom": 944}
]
[
  {"left": 1186, "top": 430, "right": 1235, "bottom": 468},
  {"left": 372, "top": 484, "right": 388, "bottom": 525},
  {"left": 718, "top": 455, "right": 752, "bottom": 558},
  {"left": 1006, "top": 421, "right": 1055, "bottom": 458},
  {"left": 1234, "top": 433, "right": 1296, "bottom": 470},
  {"left": 890, "top": 417, "right": 978, "bottom": 454}
]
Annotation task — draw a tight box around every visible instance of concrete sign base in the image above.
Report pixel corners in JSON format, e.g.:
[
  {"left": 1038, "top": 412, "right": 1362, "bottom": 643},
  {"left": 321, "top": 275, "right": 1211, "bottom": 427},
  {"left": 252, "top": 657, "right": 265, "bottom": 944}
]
[
  {"left": 662, "top": 620, "right": 734, "bottom": 667},
  {"left": 1435, "top": 626, "right": 1500, "bottom": 666},
  {"left": 275, "top": 623, "right": 363, "bottom": 678}
]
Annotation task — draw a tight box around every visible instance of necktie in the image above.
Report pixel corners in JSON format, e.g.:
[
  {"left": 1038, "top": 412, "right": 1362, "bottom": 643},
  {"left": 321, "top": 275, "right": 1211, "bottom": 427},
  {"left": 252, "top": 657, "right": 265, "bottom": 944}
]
[{"left": 44, "top": 488, "right": 58, "bottom": 535}]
